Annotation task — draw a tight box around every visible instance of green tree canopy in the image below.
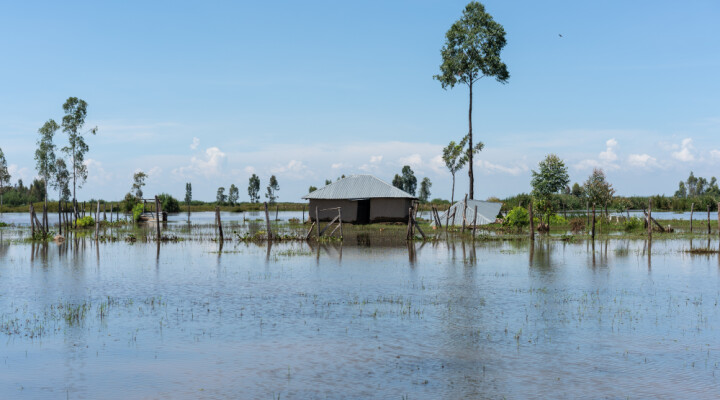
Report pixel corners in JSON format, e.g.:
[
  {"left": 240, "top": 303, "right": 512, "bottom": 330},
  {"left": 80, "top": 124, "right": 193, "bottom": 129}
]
[
  {"left": 583, "top": 168, "right": 615, "bottom": 208},
  {"left": 265, "top": 175, "right": 279, "bottom": 204},
  {"left": 132, "top": 171, "right": 147, "bottom": 199},
  {"left": 419, "top": 177, "right": 432, "bottom": 203},
  {"left": 531, "top": 154, "right": 569, "bottom": 199},
  {"left": 248, "top": 174, "right": 260, "bottom": 203},
  {"left": 228, "top": 184, "right": 239, "bottom": 206},
  {"left": 401, "top": 165, "right": 417, "bottom": 195},
  {"left": 35, "top": 119, "right": 58, "bottom": 204},
  {"left": 61, "top": 97, "right": 97, "bottom": 205},
  {"left": 216, "top": 187, "right": 227, "bottom": 204}
]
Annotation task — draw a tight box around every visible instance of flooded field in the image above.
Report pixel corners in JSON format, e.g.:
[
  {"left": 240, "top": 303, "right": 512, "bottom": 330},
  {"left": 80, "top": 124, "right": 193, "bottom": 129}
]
[{"left": 2, "top": 218, "right": 720, "bottom": 398}]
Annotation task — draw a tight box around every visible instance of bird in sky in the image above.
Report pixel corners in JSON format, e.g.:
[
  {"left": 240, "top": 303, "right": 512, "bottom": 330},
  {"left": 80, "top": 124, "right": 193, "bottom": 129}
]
[{"left": 558, "top": 34, "right": 563, "bottom": 38}]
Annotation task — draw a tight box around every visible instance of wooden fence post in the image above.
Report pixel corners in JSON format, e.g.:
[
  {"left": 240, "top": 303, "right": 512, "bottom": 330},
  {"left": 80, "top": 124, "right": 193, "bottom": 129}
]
[
  {"left": 708, "top": 204, "right": 711, "bottom": 235},
  {"left": 339, "top": 208, "right": 343, "bottom": 238},
  {"left": 95, "top": 200, "right": 100, "bottom": 240},
  {"left": 316, "top": 207, "right": 320, "bottom": 237},
  {"left": 648, "top": 199, "right": 652, "bottom": 239},
  {"left": 461, "top": 194, "right": 467, "bottom": 233},
  {"left": 406, "top": 207, "right": 413, "bottom": 240},
  {"left": 591, "top": 203, "right": 596, "bottom": 240},
  {"left": 155, "top": 196, "right": 161, "bottom": 240},
  {"left": 472, "top": 205, "right": 478, "bottom": 237},
  {"left": 275, "top": 205, "right": 279, "bottom": 221},
  {"left": 30, "top": 204, "right": 35, "bottom": 237},
  {"left": 264, "top": 202, "right": 273, "bottom": 240},
  {"left": 215, "top": 206, "right": 224, "bottom": 241},
  {"left": 717, "top": 202, "right": 719, "bottom": 238},
  {"left": 529, "top": 199, "right": 534, "bottom": 241},
  {"left": 690, "top": 202, "right": 694, "bottom": 233}
]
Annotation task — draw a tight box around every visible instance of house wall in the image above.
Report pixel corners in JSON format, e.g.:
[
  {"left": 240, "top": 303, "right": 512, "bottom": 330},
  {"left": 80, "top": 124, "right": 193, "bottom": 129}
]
[
  {"left": 308, "top": 199, "right": 358, "bottom": 222},
  {"left": 370, "top": 198, "right": 412, "bottom": 222}
]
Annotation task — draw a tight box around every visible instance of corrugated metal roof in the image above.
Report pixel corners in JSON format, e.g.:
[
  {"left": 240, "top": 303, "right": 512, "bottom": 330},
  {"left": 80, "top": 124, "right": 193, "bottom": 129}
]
[
  {"left": 434, "top": 199, "right": 503, "bottom": 226},
  {"left": 302, "top": 175, "right": 417, "bottom": 200}
]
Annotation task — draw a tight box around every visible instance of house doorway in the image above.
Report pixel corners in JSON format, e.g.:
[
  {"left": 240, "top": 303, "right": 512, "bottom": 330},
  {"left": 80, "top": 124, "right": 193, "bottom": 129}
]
[{"left": 356, "top": 199, "right": 370, "bottom": 224}]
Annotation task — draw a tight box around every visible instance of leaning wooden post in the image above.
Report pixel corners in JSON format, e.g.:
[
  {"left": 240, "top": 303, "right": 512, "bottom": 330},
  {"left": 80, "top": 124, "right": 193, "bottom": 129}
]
[
  {"left": 690, "top": 202, "right": 694, "bottom": 233},
  {"left": 591, "top": 203, "right": 596, "bottom": 240},
  {"left": 316, "top": 206, "right": 320, "bottom": 237},
  {"left": 275, "top": 205, "right": 279, "bottom": 221},
  {"left": 58, "top": 201, "right": 62, "bottom": 235},
  {"left": 95, "top": 200, "right": 100, "bottom": 240},
  {"left": 155, "top": 196, "right": 161, "bottom": 240},
  {"left": 648, "top": 199, "right": 652, "bottom": 239},
  {"left": 264, "top": 202, "right": 273, "bottom": 240},
  {"left": 529, "top": 199, "right": 535, "bottom": 241},
  {"left": 717, "top": 202, "right": 720, "bottom": 238}
]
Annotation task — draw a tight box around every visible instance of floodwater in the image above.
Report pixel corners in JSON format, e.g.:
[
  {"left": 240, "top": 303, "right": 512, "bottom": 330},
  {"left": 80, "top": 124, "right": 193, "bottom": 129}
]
[{"left": 2, "top": 224, "right": 720, "bottom": 398}]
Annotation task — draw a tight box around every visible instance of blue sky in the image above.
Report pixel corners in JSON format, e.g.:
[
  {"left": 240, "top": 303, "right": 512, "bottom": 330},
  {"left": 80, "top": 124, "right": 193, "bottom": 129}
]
[{"left": 1, "top": 1, "right": 719, "bottom": 201}]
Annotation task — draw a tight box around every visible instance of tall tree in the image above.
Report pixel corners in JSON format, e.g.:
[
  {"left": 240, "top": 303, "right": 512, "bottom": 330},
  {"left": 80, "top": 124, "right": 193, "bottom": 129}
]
[
  {"left": 132, "top": 171, "right": 147, "bottom": 199},
  {"left": 53, "top": 159, "right": 71, "bottom": 202},
  {"left": 0, "top": 148, "right": 10, "bottom": 214},
  {"left": 674, "top": 181, "right": 687, "bottom": 198},
  {"left": 435, "top": 1, "right": 509, "bottom": 200},
  {"left": 35, "top": 119, "right": 58, "bottom": 229},
  {"left": 248, "top": 174, "right": 260, "bottom": 203},
  {"left": 583, "top": 168, "right": 615, "bottom": 212},
  {"left": 216, "top": 187, "right": 227, "bottom": 204},
  {"left": 418, "top": 177, "right": 432, "bottom": 203},
  {"left": 228, "top": 184, "right": 239, "bottom": 206},
  {"left": 530, "top": 154, "right": 569, "bottom": 229},
  {"left": 392, "top": 174, "right": 403, "bottom": 190},
  {"left": 401, "top": 165, "right": 417, "bottom": 195},
  {"left": 265, "top": 175, "right": 279, "bottom": 204},
  {"left": 60, "top": 97, "right": 97, "bottom": 214},
  {"left": 185, "top": 182, "right": 192, "bottom": 220},
  {"left": 308, "top": 186, "right": 318, "bottom": 193},
  {"left": 185, "top": 182, "right": 192, "bottom": 205},
  {"left": 442, "top": 138, "right": 468, "bottom": 204}
]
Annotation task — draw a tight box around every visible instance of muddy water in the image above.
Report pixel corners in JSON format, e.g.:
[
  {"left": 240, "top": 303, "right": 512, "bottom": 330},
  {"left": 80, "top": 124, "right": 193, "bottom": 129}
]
[{"left": 2, "top": 234, "right": 720, "bottom": 398}]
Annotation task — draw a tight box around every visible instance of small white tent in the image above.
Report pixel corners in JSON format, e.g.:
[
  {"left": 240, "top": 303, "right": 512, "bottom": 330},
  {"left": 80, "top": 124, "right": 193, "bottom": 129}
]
[{"left": 434, "top": 199, "right": 502, "bottom": 227}]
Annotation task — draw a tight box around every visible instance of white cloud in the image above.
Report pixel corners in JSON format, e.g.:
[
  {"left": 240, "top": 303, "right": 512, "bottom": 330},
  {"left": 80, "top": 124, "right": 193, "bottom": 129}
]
[
  {"left": 244, "top": 166, "right": 256, "bottom": 175},
  {"left": 270, "top": 160, "right": 310, "bottom": 179},
  {"left": 710, "top": 150, "right": 720, "bottom": 159},
  {"left": 671, "top": 138, "right": 695, "bottom": 162},
  {"left": 398, "top": 154, "right": 422, "bottom": 169},
  {"left": 429, "top": 154, "right": 446, "bottom": 174},
  {"left": 574, "top": 138, "right": 620, "bottom": 171},
  {"left": 84, "top": 158, "right": 112, "bottom": 183},
  {"left": 148, "top": 166, "right": 162, "bottom": 178},
  {"left": 331, "top": 163, "right": 348, "bottom": 169},
  {"left": 6, "top": 164, "right": 31, "bottom": 184},
  {"left": 627, "top": 154, "right": 659, "bottom": 169},
  {"left": 598, "top": 138, "right": 618, "bottom": 162},
  {"left": 190, "top": 137, "right": 200, "bottom": 150},
  {"left": 172, "top": 147, "right": 227, "bottom": 178},
  {"left": 475, "top": 159, "right": 529, "bottom": 176},
  {"left": 369, "top": 155, "right": 383, "bottom": 163}
]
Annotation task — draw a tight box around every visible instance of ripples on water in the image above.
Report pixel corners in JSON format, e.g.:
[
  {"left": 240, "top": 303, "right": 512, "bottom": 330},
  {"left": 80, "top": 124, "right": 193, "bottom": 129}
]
[{"left": 1, "top": 221, "right": 720, "bottom": 398}]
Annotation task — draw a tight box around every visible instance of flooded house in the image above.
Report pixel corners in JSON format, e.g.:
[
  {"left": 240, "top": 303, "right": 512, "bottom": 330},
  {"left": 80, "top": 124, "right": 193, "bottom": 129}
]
[{"left": 302, "top": 174, "right": 416, "bottom": 224}]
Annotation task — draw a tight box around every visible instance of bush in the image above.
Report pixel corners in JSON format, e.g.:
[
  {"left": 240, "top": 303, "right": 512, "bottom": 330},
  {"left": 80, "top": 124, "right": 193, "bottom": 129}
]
[
  {"left": 75, "top": 216, "right": 95, "bottom": 228},
  {"left": 569, "top": 218, "right": 585, "bottom": 232},
  {"left": 122, "top": 192, "right": 138, "bottom": 213},
  {"left": 624, "top": 217, "right": 644, "bottom": 232},
  {"left": 132, "top": 203, "right": 144, "bottom": 222},
  {"left": 549, "top": 214, "right": 567, "bottom": 224},
  {"left": 504, "top": 206, "right": 529, "bottom": 228},
  {"left": 158, "top": 193, "right": 180, "bottom": 213}
]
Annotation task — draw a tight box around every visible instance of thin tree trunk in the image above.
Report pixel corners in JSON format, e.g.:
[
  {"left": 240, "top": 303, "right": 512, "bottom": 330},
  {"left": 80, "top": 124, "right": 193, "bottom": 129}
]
[
  {"left": 468, "top": 81, "right": 474, "bottom": 200},
  {"left": 451, "top": 174, "right": 455, "bottom": 205}
]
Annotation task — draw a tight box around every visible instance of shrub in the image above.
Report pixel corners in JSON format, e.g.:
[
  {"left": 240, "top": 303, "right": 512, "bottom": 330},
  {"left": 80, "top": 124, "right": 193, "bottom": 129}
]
[
  {"left": 74, "top": 216, "right": 95, "bottom": 228},
  {"left": 624, "top": 217, "right": 644, "bottom": 232},
  {"left": 504, "top": 206, "right": 529, "bottom": 228},
  {"left": 132, "top": 203, "right": 144, "bottom": 222},
  {"left": 549, "top": 214, "right": 567, "bottom": 224},
  {"left": 122, "top": 192, "right": 138, "bottom": 213},
  {"left": 569, "top": 218, "right": 585, "bottom": 232},
  {"left": 158, "top": 193, "right": 180, "bottom": 213}
]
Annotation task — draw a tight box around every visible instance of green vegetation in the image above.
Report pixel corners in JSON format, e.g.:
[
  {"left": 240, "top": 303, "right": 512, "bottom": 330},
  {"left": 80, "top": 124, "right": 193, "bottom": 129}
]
[
  {"left": 74, "top": 216, "right": 95, "bottom": 228},
  {"left": 266, "top": 175, "right": 279, "bottom": 205},
  {"left": 248, "top": 174, "right": 260, "bottom": 203},
  {"left": 503, "top": 206, "right": 529, "bottom": 228},
  {"left": 132, "top": 203, "right": 144, "bottom": 222},
  {"left": 158, "top": 193, "right": 180, "bottom": 212}
]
